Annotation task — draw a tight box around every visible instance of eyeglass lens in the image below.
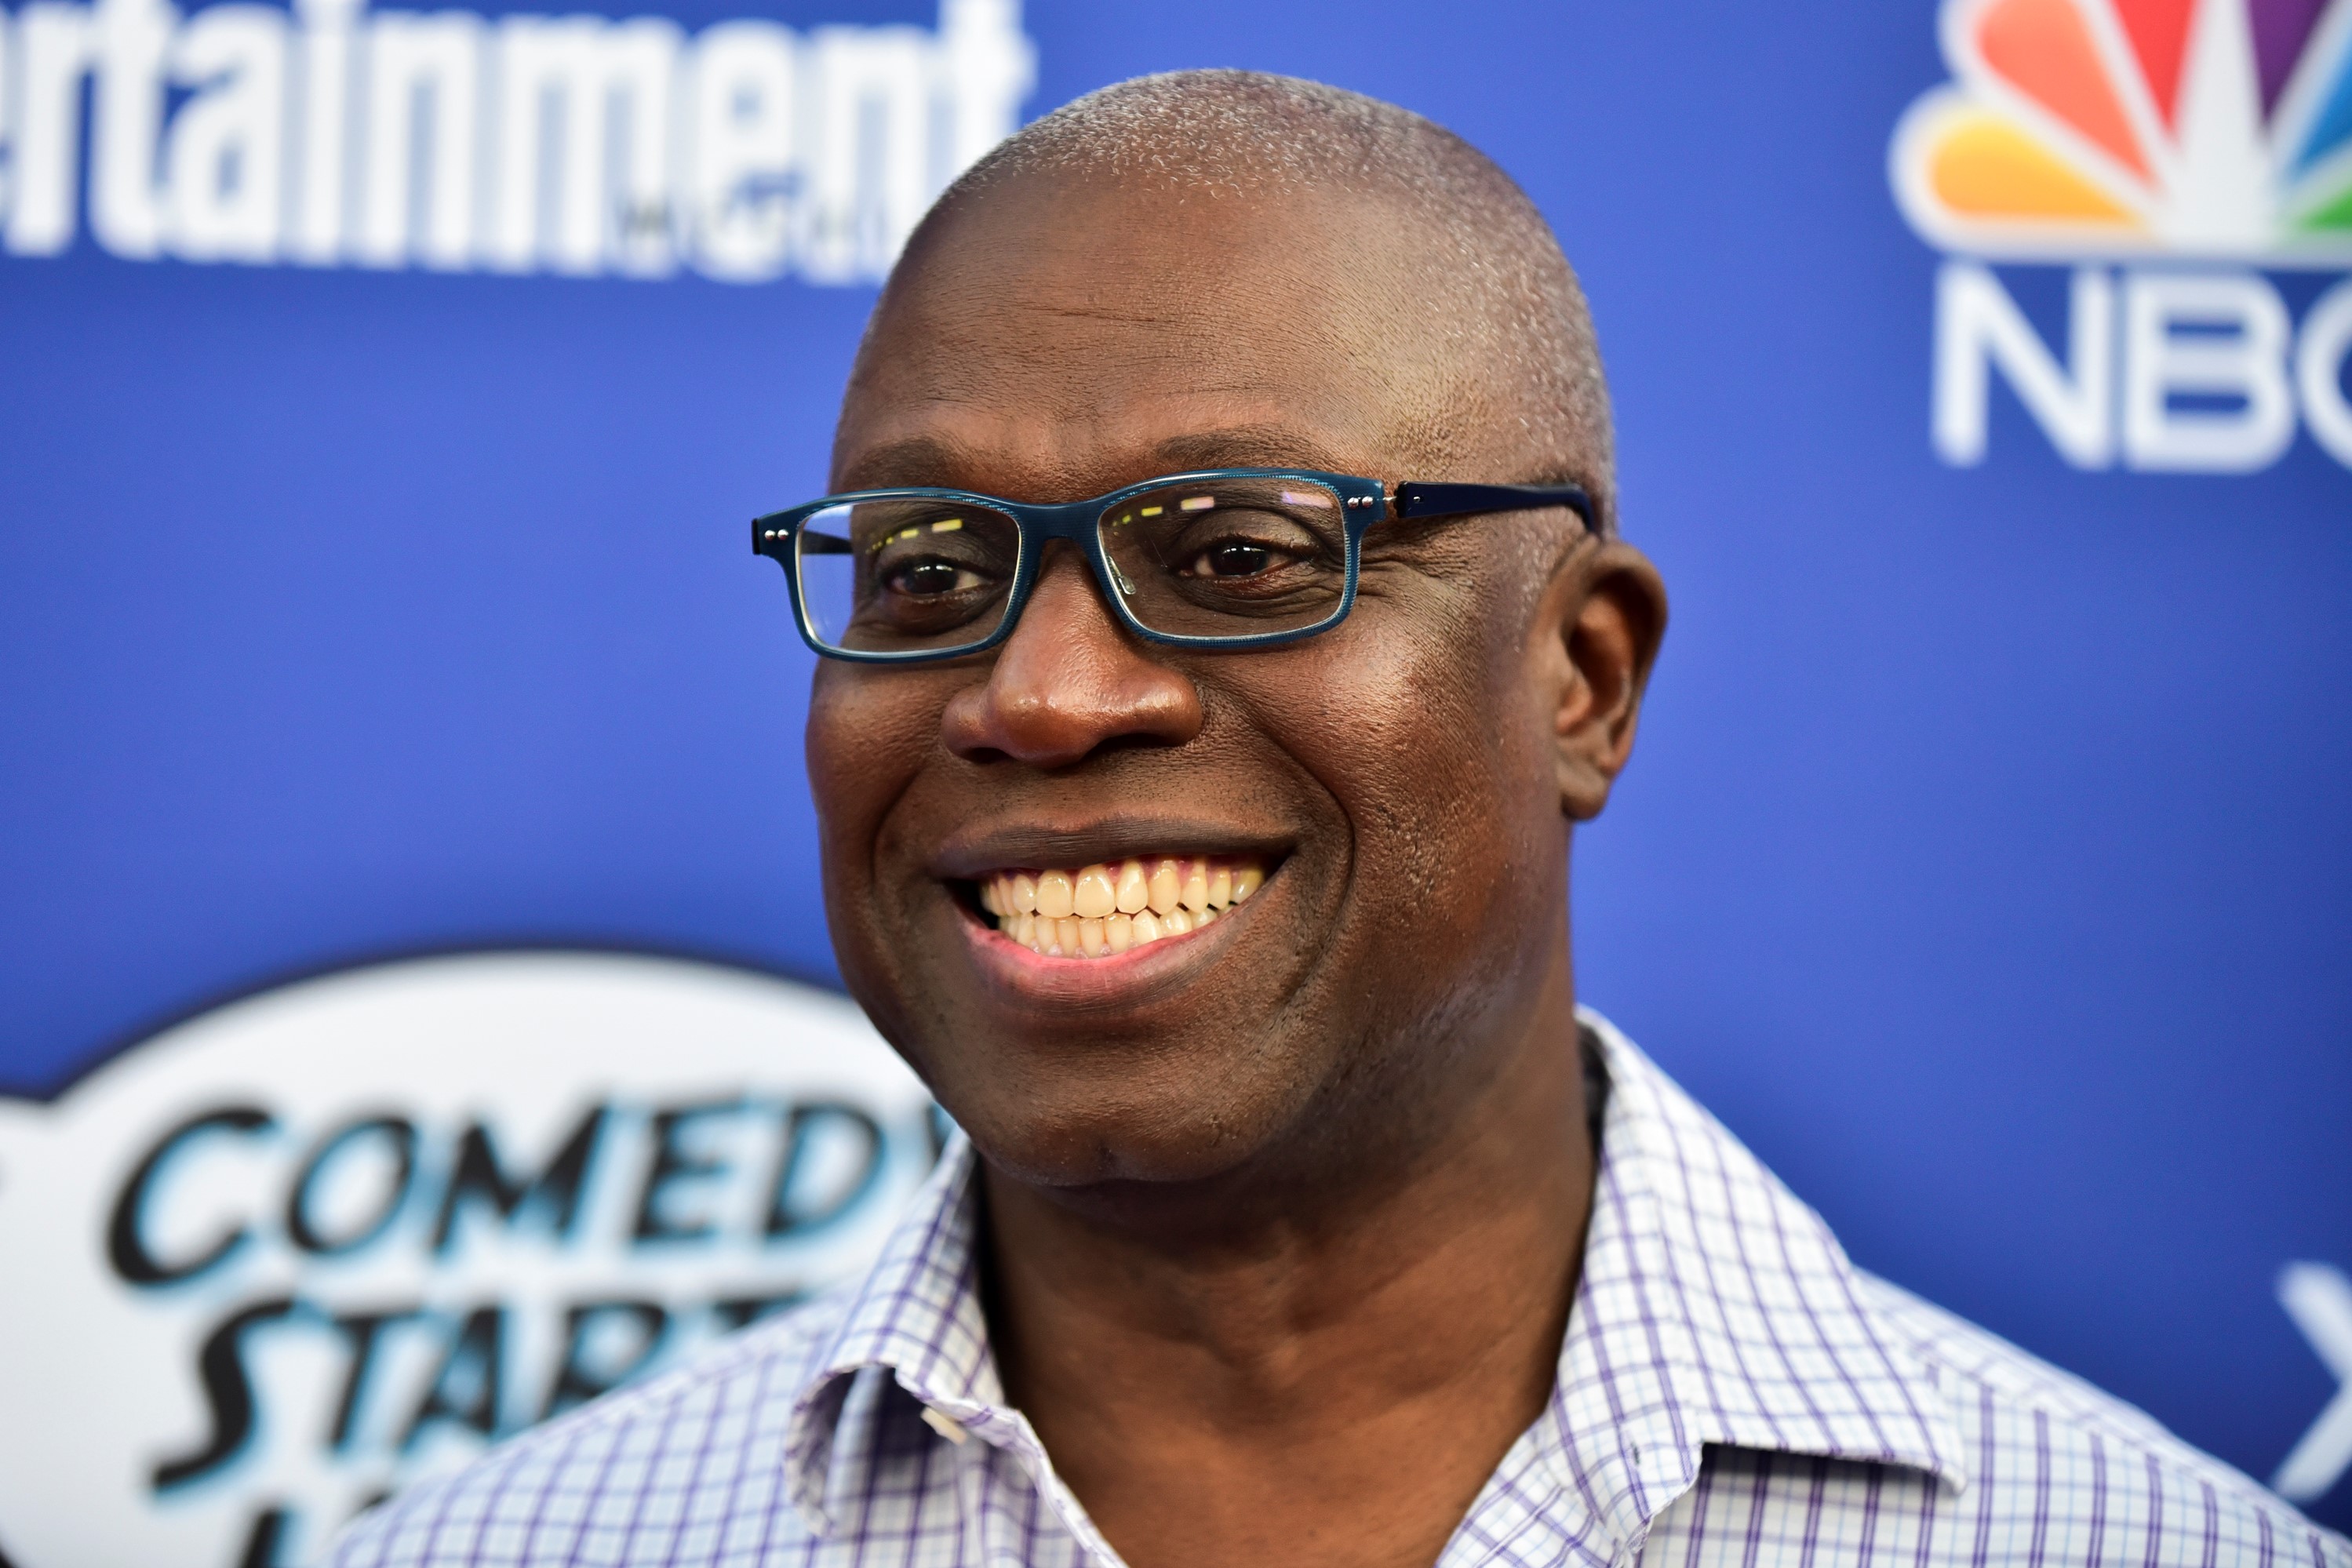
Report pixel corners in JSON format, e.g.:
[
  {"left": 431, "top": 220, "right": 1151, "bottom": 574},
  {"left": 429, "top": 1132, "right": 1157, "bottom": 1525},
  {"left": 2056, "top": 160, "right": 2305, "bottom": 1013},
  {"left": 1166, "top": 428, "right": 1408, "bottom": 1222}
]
[
  {"left": 794, "top": 499, "right": 1026, "bottom": 654},
  {"left": 1094, "top": 477, "right": 1350, "bottom": 640},
  {"left": 794, "top": 477, "right": 1353, "bottom": 654}
]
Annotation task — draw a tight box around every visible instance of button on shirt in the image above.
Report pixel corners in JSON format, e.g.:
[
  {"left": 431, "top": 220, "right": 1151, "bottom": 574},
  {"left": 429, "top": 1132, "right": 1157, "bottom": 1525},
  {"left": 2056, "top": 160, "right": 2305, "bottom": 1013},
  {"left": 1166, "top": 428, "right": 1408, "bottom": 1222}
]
[{"left": 326, "top": 1011, "right": 2349, "bottom": 1568}]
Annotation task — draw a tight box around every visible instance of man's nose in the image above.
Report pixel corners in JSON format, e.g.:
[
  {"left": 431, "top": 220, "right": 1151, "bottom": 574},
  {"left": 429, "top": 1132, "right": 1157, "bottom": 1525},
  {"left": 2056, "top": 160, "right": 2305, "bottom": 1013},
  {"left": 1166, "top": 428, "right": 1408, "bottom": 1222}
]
[{"left": 941, "top": 546, "right": 1203, "bottom": 767}]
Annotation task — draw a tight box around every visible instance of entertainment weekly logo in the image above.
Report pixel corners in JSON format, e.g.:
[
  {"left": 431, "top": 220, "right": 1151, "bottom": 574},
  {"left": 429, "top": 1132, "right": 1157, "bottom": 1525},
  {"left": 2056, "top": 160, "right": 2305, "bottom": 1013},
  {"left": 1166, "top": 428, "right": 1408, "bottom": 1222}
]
[
  {"left": 0, "top": 0, "right": 1032, "bottom": 282},
  {"left": 0, "top": 951, "right": 938, "bottom": 1568},
  {"left": 1890, "top": 0, "right": 2352, "bottom": 471}
]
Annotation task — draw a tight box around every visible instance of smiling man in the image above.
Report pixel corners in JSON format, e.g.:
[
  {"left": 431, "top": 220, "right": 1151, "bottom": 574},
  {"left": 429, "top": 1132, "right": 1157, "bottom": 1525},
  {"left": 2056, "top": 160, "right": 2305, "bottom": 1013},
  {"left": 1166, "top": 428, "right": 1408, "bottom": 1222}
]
[{"left": 330, "top": 71, "right": 2347, "bottom": 1568}]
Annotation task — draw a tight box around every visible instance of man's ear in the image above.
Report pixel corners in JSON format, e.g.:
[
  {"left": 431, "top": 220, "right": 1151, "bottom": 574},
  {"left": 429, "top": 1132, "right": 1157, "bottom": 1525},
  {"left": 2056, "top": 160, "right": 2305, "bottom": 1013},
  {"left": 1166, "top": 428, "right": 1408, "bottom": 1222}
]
[{"left": 1543, "top": 541, "right": 1668, "bottom": 820}]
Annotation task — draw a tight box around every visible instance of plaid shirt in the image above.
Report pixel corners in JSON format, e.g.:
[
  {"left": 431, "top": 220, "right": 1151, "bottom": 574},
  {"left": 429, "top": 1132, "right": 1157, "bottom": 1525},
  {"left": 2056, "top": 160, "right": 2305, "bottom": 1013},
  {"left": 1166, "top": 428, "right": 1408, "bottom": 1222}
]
[{"left": 326, "top": 1011, "right": 2347, "bottom": 1568}]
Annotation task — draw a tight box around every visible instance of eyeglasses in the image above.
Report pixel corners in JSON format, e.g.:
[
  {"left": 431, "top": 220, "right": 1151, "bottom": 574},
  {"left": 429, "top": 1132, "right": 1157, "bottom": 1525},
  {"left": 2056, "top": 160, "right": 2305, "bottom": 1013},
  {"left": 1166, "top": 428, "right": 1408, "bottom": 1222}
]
[{"left": 751, "top": 467, "right": 1593, "bottom": 664}]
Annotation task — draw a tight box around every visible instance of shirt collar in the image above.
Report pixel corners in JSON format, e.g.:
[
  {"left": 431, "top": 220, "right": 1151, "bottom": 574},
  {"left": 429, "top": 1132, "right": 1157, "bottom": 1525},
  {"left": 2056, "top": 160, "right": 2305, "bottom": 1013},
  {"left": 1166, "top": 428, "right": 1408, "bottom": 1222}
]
[
  {"left": 782, "top": 1133, "right": 1003, "bottom": 1530},
  {"left": 1540, "top": 1010, "right": 1970, "bottom": 1555},
  {"left": 784, "top": 1008, "right": 1970, "bottom": 1544}
]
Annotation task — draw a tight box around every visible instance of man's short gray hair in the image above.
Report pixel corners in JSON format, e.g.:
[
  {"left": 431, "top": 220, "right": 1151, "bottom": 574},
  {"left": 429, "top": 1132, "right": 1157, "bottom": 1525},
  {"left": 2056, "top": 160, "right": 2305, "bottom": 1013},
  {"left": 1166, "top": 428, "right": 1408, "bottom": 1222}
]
[{"left": 932, "top": 69, "right": 1618, "bottom": 532}]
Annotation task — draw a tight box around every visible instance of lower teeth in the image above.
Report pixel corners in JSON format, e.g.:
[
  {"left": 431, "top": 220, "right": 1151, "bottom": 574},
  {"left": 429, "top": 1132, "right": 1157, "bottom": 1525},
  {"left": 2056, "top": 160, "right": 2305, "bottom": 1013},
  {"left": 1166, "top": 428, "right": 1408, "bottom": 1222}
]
[{"left": 981, "top": 857, "right": 1262, "bottom": 958}]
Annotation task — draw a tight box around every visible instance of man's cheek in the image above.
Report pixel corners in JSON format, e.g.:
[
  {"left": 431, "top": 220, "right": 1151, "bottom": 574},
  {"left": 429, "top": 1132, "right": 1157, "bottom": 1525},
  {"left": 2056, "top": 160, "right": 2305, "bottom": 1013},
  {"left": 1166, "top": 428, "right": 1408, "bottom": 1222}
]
[
  {"left": 807, "top": 682, "right": 930, "bottom": 831},
  {"left": 804, "top": 679, "right": 861, "bottom": 817}
]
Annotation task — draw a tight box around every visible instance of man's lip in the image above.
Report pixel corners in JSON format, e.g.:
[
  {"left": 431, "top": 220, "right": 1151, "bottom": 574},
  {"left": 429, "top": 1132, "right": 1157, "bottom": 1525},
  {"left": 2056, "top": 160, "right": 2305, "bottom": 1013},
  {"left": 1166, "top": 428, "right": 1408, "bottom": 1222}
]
[
  {"left": 928, "top": 820, "right": 1294, "bottom": 879},
  {"left": 955, "top": 881, "right": 1257, "bottom": 1004}
]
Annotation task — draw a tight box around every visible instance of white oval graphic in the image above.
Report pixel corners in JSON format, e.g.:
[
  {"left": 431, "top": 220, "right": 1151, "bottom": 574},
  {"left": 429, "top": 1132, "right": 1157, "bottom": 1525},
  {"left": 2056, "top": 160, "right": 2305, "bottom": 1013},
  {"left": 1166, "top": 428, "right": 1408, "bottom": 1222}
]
[{"left": 0, "top": 950, "right": 934, "bottom": 1568}]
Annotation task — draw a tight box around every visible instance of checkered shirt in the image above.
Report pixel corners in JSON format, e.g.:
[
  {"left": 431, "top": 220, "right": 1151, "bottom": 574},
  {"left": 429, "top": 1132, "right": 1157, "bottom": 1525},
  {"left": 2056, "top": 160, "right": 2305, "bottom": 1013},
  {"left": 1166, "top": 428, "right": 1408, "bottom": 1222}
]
[{"left": 324, "top": 1010, "right": 2348, "bottom": 1568}]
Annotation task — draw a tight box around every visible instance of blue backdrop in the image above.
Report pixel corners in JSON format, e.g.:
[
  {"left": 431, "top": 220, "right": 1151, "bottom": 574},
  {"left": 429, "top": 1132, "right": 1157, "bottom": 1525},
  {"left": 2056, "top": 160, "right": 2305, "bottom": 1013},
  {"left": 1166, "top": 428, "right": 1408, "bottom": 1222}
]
[{"left": 2, "top": 0, "right": 2346, "bottom": 1535}]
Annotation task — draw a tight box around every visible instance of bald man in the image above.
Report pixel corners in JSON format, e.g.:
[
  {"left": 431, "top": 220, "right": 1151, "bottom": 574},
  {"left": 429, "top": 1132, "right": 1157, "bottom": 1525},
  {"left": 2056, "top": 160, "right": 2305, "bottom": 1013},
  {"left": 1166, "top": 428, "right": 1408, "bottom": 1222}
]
[{"left": 329, "top": 72, "right": 2347, "bottom": 1568}]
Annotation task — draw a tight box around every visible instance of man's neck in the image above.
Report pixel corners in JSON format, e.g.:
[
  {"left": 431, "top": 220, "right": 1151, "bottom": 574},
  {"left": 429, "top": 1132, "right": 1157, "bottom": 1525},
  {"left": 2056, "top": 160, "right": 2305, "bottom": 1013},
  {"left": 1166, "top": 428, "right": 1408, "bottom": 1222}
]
[{"left": 978, "top": 951, "right": 1597, "bottom": 1568}]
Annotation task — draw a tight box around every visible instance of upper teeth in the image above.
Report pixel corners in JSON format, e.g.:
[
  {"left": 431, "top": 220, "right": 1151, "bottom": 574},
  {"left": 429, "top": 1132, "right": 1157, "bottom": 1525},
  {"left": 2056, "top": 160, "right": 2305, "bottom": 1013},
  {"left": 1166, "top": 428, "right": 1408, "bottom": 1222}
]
[{"left": 979, "top": 857, "right": 1265, "bottom": 959}]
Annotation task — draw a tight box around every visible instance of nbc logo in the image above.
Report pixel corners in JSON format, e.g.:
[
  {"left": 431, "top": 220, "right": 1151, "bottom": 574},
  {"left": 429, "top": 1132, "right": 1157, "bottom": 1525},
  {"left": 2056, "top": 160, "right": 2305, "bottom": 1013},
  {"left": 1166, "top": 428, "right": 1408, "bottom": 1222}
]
[{"left": 1891, "top": 0, "right": 2352, "bottom": 471}]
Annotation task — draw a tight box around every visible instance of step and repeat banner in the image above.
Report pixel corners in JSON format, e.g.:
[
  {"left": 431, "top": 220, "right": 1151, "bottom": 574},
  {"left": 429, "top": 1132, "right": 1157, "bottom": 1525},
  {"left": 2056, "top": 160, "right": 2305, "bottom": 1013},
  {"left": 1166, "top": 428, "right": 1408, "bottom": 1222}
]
[{"left": 0, "top": 0, "right": 2347, "bottom": 1562}]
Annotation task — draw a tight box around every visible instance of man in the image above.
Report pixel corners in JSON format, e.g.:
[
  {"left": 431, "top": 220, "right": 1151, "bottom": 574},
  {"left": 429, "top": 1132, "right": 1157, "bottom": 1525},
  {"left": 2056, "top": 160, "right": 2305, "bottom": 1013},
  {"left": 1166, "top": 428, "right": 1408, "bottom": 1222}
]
[{"left": 329, "top": 71, "right": 2347, "bottom": 1568}]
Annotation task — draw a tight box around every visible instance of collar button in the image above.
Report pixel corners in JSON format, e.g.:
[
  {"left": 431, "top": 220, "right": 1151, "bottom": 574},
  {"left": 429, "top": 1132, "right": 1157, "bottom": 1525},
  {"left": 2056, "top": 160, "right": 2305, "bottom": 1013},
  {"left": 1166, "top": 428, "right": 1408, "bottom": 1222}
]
[{"left": 920, "top": 1406, "right": 972, "bottom": 1446}]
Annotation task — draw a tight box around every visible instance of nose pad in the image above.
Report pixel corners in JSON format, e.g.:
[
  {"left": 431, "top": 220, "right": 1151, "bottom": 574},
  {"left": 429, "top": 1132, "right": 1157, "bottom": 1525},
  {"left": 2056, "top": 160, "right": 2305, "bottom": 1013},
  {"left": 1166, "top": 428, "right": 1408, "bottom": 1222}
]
[{"left": 1105, "top": 557, "right": 1138, "bottom": 598}]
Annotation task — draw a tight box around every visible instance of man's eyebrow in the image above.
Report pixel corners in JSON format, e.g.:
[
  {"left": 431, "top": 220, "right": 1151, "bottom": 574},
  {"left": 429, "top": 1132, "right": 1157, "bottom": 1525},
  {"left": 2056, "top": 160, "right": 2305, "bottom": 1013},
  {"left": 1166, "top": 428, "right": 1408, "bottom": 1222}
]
[
  {"left": 834, "top": 427, "right": 1364, "bottom": 497},
  {"left": 835, "top": 437, "right": 973, "bottom": 492},
  {"left": 1150, "top": 427, "right": 1356, "bottom": 474}
]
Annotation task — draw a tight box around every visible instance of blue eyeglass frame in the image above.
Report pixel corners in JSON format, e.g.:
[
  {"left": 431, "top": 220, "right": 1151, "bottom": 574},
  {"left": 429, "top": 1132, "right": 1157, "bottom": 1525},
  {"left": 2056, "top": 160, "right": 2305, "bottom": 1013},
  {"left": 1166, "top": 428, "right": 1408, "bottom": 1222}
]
[{"left": 750, "top": 467, "right": 1594, "bottom": 664}]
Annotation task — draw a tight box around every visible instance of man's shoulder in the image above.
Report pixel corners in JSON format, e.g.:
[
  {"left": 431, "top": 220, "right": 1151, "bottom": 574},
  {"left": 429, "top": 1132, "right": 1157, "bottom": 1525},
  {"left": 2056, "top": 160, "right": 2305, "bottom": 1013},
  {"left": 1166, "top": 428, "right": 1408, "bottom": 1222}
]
[
  {"left": 1853, "top": 1268, "right": 2348, "bottom": 1564},
  {"left": 322, "top": 1293, "right": 848, "bottom": 1568},
  {"left": 1657, "top": 1271, "right": 2347, "bottom": 1566},
  {"left": 1854, "top": 1268, "right": 2183, "bottom": 1452}
]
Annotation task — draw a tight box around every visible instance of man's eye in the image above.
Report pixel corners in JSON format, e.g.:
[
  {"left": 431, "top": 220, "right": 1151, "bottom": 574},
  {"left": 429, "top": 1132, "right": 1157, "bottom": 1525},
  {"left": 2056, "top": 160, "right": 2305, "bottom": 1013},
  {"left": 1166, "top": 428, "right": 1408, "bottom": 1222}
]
[
  {"left": 1183, "top": 541, "right": 1284, "bottom": 578},
  {"left": 885, "top": 558, "right": 983, "bottom": 596}
]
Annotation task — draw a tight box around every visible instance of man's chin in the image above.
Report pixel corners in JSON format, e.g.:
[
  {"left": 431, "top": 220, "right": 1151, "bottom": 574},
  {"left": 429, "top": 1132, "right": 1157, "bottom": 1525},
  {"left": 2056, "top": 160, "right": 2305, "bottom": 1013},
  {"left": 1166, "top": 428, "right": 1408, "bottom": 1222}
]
[
  {"left": 944, "top": 1064, "right": 1309, "bottom": 1197},
  {"left": 839, "top": 875, "right": 1349, "bottom": 1195}
]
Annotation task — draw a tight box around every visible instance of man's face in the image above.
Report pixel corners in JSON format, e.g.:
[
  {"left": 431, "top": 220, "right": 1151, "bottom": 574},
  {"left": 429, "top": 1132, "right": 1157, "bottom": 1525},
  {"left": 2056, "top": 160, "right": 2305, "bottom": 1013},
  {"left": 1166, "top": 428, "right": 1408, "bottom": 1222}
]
[{"left": 807, "top": 176, "right": 1607, "bottom": 1191}]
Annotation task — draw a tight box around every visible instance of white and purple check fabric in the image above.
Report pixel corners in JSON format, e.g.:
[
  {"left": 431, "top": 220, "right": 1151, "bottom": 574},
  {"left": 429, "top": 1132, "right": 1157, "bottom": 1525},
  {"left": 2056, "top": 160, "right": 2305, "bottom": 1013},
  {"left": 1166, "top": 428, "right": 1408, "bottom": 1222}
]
[{"left": 326, "top": 1012, "right": 2349, "bottom": 1568}]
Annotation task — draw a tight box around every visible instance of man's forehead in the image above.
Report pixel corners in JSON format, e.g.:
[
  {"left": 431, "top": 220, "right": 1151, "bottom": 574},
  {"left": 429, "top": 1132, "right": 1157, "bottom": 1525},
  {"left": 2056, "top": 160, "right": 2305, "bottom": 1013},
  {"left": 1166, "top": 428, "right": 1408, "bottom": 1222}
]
[
  {"left": 826, "top": 74, "right": 1613, "bottom": 522},
  {"left": 832, "top": 192, "right": 1469, "bottom": 493}
]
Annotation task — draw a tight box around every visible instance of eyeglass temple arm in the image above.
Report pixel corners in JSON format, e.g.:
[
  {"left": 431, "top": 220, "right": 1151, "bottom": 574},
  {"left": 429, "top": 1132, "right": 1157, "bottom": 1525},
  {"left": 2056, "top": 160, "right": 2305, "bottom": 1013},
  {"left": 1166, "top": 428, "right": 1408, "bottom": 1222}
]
[{"left": 1389, "top": 482, "right": 1593, "bottom": 529}]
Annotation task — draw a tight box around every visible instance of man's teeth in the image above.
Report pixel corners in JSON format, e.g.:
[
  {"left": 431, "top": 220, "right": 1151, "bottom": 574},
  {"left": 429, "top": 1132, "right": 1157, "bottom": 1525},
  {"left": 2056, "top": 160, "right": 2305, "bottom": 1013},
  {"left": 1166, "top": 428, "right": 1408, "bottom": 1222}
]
[{"left": 976, "top": 857, "right": 1265, "bottom": 958}]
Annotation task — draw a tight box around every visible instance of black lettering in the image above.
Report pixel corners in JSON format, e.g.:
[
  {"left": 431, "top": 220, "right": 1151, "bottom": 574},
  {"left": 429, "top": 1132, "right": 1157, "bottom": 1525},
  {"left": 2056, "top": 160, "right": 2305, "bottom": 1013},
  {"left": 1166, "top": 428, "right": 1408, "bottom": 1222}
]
[
  {"left": 107, "top": 1107, "right": 274, "bottom": 1286},
  {"left": 152, "top": 1297, "right": 300, "bottom": 1490},
  {"left": 710, "top": 1290, "right": 806, "bottom": 1333},
  {"left": 287, "top": 1117, "right": 418, "bottom": 1256},
  {"left": 763, "top": 1102, "right": 883, "bottom": 1240},
  {"left": 235, "top": 1504, "right": 293, "bottom": 1568},
  {"left": 631, "top": 1101, "right": 742, "bottom": 1244},
  {"left": 325, "top": 1306, "right": 428, "bottom": 1450},
  {"left": 430, "top": 1105, "right": 605, "bottom": 1253},
  {"left": 348, "top": 1488, "right": 395, "bottom": 1523},
  {"left": 540, "top": 1299, "right": 668, "bottom": 1421},
  {"left": 399, "top": 1305, "right": 507, "bottom": 1451}
]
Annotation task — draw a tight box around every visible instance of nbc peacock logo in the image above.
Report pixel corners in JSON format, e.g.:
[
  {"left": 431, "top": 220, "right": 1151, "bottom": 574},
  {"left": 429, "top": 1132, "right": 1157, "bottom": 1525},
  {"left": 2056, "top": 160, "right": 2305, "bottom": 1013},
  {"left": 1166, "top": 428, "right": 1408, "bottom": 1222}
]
[
  {"left": 1892, "top": 0, "right": 2352, "bottom": 260},
  {"left": 1890, "top": 0, "right": 2352, "bottom": 473}
]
